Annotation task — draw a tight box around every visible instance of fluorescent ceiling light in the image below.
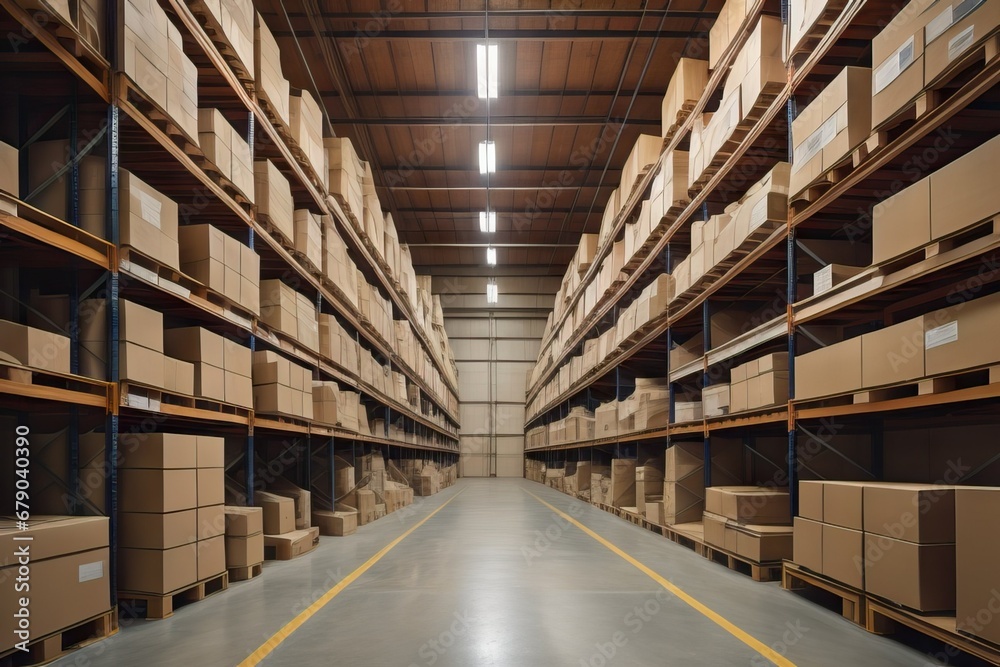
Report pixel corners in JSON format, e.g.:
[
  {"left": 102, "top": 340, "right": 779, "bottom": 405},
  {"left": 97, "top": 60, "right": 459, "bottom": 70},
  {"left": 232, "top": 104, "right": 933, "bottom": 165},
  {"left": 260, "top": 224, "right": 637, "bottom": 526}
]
[
  {"left": 486, "top": 247, "right": 497, "bottom": 265},
  {"left": 477, "top": 43, "right": 498, "bottom": 99},
  {"left": 478, "top": 141, "right": 496, "bottom": 174},
  {"left": 486, "top": 281, "right": 499, "bottom": 303},
  {"left": 479, "top": 211, "right": 496, "bottom": 233}
]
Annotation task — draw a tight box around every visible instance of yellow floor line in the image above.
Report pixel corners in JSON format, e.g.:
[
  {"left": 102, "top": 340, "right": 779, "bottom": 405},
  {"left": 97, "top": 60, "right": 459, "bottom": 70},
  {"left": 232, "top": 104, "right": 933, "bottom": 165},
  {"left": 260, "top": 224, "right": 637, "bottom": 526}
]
[
  {"left": 525, "top": 489, "right": 796, "bottom": 667},
  {"left": 238, "top": 489, "right": 465, "bottom": 666}
]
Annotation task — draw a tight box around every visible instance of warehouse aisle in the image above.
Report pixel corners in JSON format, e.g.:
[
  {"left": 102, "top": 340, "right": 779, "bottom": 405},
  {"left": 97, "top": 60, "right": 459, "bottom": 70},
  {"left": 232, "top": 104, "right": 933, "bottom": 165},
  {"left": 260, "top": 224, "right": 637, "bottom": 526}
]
[{"left": 54, "top": 479, "right": 935, "bottom": 666}]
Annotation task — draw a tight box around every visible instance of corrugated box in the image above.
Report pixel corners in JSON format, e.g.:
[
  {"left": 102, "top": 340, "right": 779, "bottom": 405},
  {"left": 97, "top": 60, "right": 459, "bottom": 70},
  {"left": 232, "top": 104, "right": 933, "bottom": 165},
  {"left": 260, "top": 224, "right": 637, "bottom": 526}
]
[
  {"left": 871, "top": 0, "right": 936, "bottom": 128},
  {"left": 735, "top": 524, "right": 793, "bottom": 562},
  {"left": 289, "top": 89, "right": 325, "bottom": 178},
  {"left": 863, "top": 483, "right": 955, "bottom": 543},
  {"left": 814, "top": 264, "right": 865, "bottom": 296},
  {"left": 255, "top": 491, "right": 295, "bottom": 535},
  {"left": 956, "top": 487, "right": 1000, "bottom": 644},
  {"left": 253, "top": 12, "right": 290, "bottom": 124},
  {"left": 118, "top": 432, "right": 197, "bottom": 468},
  {"left": 120, "top": 169, "right": 179, "bottom": 270},
  {"left": 930, "top": 133, "right": 1000, "bottom": 241},
  {"left": 923, "top": 290, "right": 1000, "bottom": 376},
  {"left": 861, "top": 317, "right": 925, "bottom": 388},
  {"left": 118, "top": 543, "right": 196, "bottom": 594},
  {"left": 793, "top": 517, "right": 823, "bottom": 573},
  {"left": 822, "top": 523, "right": 864, "bottom": 589},
  {"left": 197, "top": 534, "right": 226, "bottom": 580},
  {"left": 923, "top": 0, "right": 1000, "bottom": 85},
  {"left": 254, "top": 160, "right": 294, "bottom": 242},
  {"left": 798, "top": 480, "right": 824, "bottom": 521},
  {"left": 226, "top": 533, "right": 264, "bottom": 568},
  {"left": 705, "top": 486, "right": 791, "bottom": 525},
  {"left": 872, "top": 177, "right": 931, "bottom": 265},
  {"left": 119, "top": 469, "right": 197, "bottom": 513},
  {"left": 610, "top": 459, "right": 637, "bottom": 507},
  {"left": 662, "top": 58, "right": 709, "bottom": 137},
  {"left": 121, "top": 509, "right": 197, "bottom": 549},
  {"left": 225, "top": 506, "right": 264, "bottom": 536},
  {"left": 0, "top": 319, "right": 71, "bottom": 374},
  {"left": 823, "top": 482, "right": 866, "bottom": 529},
  {"left": 795, "top": 337, "right": 862, "bottom": 400},
  {"left": 864, "top": 535, "right": 955, "bottom": 611}
]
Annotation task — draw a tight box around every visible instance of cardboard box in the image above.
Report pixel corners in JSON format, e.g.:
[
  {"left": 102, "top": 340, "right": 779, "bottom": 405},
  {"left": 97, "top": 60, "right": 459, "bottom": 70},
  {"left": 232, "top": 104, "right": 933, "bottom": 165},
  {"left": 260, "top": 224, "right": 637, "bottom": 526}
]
[
  {"left": 798, "top": 480, "right": 824, "bottom": 521},
  {"left": 861, "top": 317, "right": 925, "bottom": 388},
  {"left": 120, "top": 169, "right": 179, "bottom": 270},
  {"left": 120, "top": 341, "right": 165, "bottom": 388},
  {"left": 312, "top": 509, "right": 357, "bottom": 536},
  {"left": 226, "top": 532, "right": 264, "bottom": 568},
  {"left": 254, "top": 160, "right": 294, "bottom": 242},
  {"left": 736, "top": 524, "right": 793, "bottom": 562},
  {"left": 197, "top": 504, "right": 225, "bottom": 540},
  {"left": 254, "top": 12, "right": 290, "bottom": 125},
  {"left": 197, "top": 435, "right": 225, "bottom": 468},
  {"left": 610, "top": 459, "right": 637, "bottom": 507},
  {"left": 0, "top": 319, "right": 71, "bottom": 374},
  {"left": 795, "top": 337, "right": 862, "bottom": 400},
  {"left": 956, "top": 487, "right": 1000, "bottom": 644},
  {"left": 662, "top": 58, "right": 709, "bottom": 137},
  {"left": 864, "top": 535, "right": 955, "bottom": 611},
  {"left": 225, "top": 505, "right": 264, "bottom": 536},
  {"left": 0, "top": 140, "right": 17, "bottom": 198},
  {"left": 930, "top": 133, "right": 1000, "bottom": 244},
  {"left": 164, "top": 326, "right": 225, "bottom": 363},
  {"left": 197, "top": 534, "right": 226, "bottom": 580},
  {"left": 119, "top": 510, "right": 196, "bottom": 549},
  {"left": 197, "top": 468, "right": 225, "bottom": 507},
  {"left": 924, "top": 0, "right": 1000, "bottom": 85},
  {"left": 703, "top": 385, "right": 730, "bottom": 417},
  {"left": 705, "top": 486, "right": 791, "bottom": 525},
  {"left": 264, "top": 526, "right": 319, "bottom": 560},
  {"left": 748, "top": 370, "right": 788, "bottom": 409},
  {"left": 863, "top": 483, "right": 955, "bottom": 543},
  {"left": 118, "top": 543, "right": 197, "bottom": 594},
  {"left": 25, "top": 140, "right": 106, "bottom": 237},
  {"left": 793, "top": 517, "right": 823, "bottom": 573},
  {"left": 924, "top": 290, "right": 1000, "bottom": 376},
  {"left": 266, "top": 481, "right": 311, "bottom": 530},
  {"left": 814, "top": 264, "right": 865, "bottom": 296},
  {"left": 119, "top": 468, "right": 197, "bottom": 513},
  {"left": 254, "top": 491, "right": 295, "bottom": 534},
  {"left": 164, "top": 356, "right": 195, "bottom": 395},
  {"left": 192, "top": 362, "right": 226, "bottom": 401},
  {"left": 118, "top": 432, "right": 197, "bottom": 468},
  {"left": 822, "top": 523, "right": 864, "bottom": 589},
  {"left": 871, "top": 0, "right": 936, "bottom": 128},
  {"left": 823, "top": 481, "right": 865, "bottom": 530},
  {"left": 872, "top": 177, "right": 931, "bottom": 265}
]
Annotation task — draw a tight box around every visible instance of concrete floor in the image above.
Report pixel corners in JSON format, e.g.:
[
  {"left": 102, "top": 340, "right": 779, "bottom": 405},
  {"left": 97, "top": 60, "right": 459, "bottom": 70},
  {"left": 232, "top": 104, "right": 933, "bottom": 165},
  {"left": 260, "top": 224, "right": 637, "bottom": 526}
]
[{"left": 54, "top": 478, "right": 963, "bottom": 666}]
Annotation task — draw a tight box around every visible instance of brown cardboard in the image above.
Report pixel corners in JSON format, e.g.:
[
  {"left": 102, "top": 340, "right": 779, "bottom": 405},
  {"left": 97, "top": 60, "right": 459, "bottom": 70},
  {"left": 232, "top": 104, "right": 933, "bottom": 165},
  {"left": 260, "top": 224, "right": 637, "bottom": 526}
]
[
  {"left": 610, "top": 459, "right": 637, "bottom": 507},
  {"left": 735, "top": 524, "right": 793, "bottom": 562},
  {"left": 862, "top": 317, "right": 925, "bottom": 388},
  {"left": 118, "top": 543, "right": 197, "bottom": 594},
  {"left": 795, "top": 337, "right": 863, "bottom": 400},
  {"left": 164, "top": 356, "right": 195, "bottom": 395},
  {"left": 793, "top": 518, "right": 823, "bottom": 573},
  {"left": 813, "top": 264, "right": 866, "bottom": 296},
  {"left": 748, "top": 370, "right": 788, "bottom": 409},
  {"left": 955, "top": 487, "right": 1000, "bottom": 643},
  {"left": 164, "top": 327, "right": 225, "bottom": 363},
  {"left": 872, "top": 177, "right": 931, "bottom": 265},
  {"left": 863, "top": 483, "right": 955, "bottom": 543},
  {"left": 254, "top": 491, "right": 295, "bottom": 535},
  {"left": 924, "top": 0, "right": 1000, "bottom": 85},
  {"left": 198, "top": 504, "right": 225, "bottom": 540},
  {"left": 197, "top": 535, "right": 226, "bottom": 580},
  {"left": 0, "top": 319, "right": 71, "bottom": 374},
  {"left": 823, "top": 481, "right": 866, "bottom": 530},
  {"left": 226, "top": 532, "right": 264, "bottom": 568},
  {"left": 705, "top": 486, "right": 791, "bottom": 525},
  {"left": 118, "top": 432, "right": 197, "bottom": 468},
  {"left": 197, "top": 468, "right": 225, "bottom": 507},
  {"left": 931, "top": 133, "right": 1000, "bottom": 241},
  {"left": 265, "top": 480, "right": 312, "bottom": 529},
  {"left": 264, "top": 526, "right": 319, "bottom": 560},
  {"left": 197, "top": 436, "right": 225, "bottom": 468},
  {"left": 120, "top": 342, "right": 165, "bottom": 388},
  {"left": 193, "top": 362, "right": 226, "bottom": 401},
  {"left": 798, "top": 481, "right": 824, "bottom": 521},
  {"left": 313, "top": 509, "right": 357, "bottom": 536},
  {"left": 872, "top": 0, "right": 935, "bottom": 129},
  {"left": 0, "top": 516, "right": 108, "bottom": 564},
  {"left": 119, "top": 468, "right": 198, "bottom": 513},
  {"left": 224, "top": 506, "right": 263, "bottom": 536},
  {"left": 119, "top": 510, "right": 197, "bottom": 549},
  {"left": 822, "top": 524, "right": 864, "bottom": 589},
  {"left": 703, "top": 512, "right": 728, "bottom": 549},
  {"left": 924, "top": 285, "right": 1000, "bottom": 377},
  {"left": 120, "top": 169, "right": 179, "bottom": 270},
  {"left": 0, "top": 141, "right": 17, "bottom": 197},
  {"left": 864, "top": 535, "right": 955, "bottom": 611}
]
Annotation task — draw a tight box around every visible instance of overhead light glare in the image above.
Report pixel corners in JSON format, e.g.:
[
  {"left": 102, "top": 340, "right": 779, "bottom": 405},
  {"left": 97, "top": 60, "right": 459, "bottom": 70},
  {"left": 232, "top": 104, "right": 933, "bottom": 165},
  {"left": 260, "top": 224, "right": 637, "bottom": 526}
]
[
  {"left": 486, "top": 247, "right": 497, "bottom": 265},
  {"left": 478, "top": 141, "right": 496, "bottom": 174},
  {"left": 477, "top": 43, "right": 498, "bottom": 99},
  {"left": 486, "top": 280, "right": 499, "bottom": 303},
  {"left": 480, "top": 211, "right": 497, "bottom": 233}
]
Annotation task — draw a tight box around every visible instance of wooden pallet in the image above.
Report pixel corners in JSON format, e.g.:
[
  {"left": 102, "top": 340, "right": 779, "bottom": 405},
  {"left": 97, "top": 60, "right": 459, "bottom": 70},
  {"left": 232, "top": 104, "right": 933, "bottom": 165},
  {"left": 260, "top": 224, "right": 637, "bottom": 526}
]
[
  {"left": 118, "top": 571, "right": 229, "bottom": 620},
  {"left": 118, "top": 74, "right": 199, "bottom": 154},
  {"left": 662, "top": 102, "right": 698, "bottom": 146},
  {"left": 866, "top": 597, "right": 1000, "bottom": 665},
  {"left": 701, "top": 542, "right": 782, "bottom": 582},
  {"left": 875, "top": 217, "right": 1000, "bottom": 276},
  {"left": 785, "top": 0, "right": 850, "bottom": 71},
  {"left": 782, "top": 561, "right": 866, "bottom": 625},
  {"left": 228, "top": 562, "right": 263, "bottom": 582},
  {"left": 255, "top": 95, "right": 327, "bottom": 195},
  {"left": 0, "top": 365, "right": 32, "bottom": 384},
  {"left": 120, "top": 381, "right": 195, "bottom": 411},
  {"left": 0, "top": 609, "right": 116, "bottom": 667}
]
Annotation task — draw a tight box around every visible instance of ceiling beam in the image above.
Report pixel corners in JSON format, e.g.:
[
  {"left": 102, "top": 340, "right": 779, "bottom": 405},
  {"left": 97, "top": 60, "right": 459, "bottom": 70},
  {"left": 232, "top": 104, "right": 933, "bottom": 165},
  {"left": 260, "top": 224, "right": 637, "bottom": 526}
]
[
  {"left": 377, "top": 165, "right": 624, "bottom": 175},
  {"left": 293, "top": 9, "right": 716, "bottom": 20},
  {"left": 274, "top": 29, "right": 700, "bottom": 40},
  {"left": 405, "top": 243, "right": 578, "bottom": 248},
  {"left": 337, "top": 116, "right": 660, "bottom": 127},
  {"left": 384, "top": 185, "right": 606, "bottom": 192},
  {"left": 330, "top": 88, "right": 668, "bottom": 99}
]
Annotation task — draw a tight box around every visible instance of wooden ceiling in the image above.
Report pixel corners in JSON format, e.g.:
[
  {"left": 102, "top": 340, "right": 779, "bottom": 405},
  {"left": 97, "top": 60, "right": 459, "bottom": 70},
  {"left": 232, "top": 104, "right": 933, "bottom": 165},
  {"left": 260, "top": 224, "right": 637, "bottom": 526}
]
[{"left": 261, "top": 0, "right": 722, "bottom": 275}]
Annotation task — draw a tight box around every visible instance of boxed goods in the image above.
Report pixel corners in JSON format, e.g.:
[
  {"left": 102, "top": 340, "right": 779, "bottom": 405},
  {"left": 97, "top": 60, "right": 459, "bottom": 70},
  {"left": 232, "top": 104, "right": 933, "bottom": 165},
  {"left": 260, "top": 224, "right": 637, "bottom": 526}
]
[
  {"left": 254, "top": 160, "right": 294, "bottom": 243},
  {"left": 662, "top": 58, "right": 709, "bottom": 138},
  {"left": 254, "top": 12, "right": 290, "bottom": 125}
]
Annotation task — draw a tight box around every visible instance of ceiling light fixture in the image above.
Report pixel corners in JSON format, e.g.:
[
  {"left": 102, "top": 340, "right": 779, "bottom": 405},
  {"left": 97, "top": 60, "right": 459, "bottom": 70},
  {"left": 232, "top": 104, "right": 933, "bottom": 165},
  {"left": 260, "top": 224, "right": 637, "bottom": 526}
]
[
  {"left": 479, "top": 210, "right": 497, "bottom": 233},
  {"left": 476, "top": 43, "right": 498, "bottom": 99},
  {"left": 486, "top": 279, "right": 499, "bottom": 304},
  {"left": 478, "top": 140, "right": 496, "bottom": 174},
  {"left": 486, "top": 247, "right": 497, "bottom": 265}
]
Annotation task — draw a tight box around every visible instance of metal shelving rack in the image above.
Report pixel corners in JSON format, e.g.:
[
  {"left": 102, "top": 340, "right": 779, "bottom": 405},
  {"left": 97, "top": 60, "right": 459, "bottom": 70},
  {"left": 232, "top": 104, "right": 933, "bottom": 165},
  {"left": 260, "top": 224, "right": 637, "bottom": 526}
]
[
  {"left": 0, "top": 0, "right": 460, "bottom": 603},
  {"left": 523, "top": 0, "right": 1000, "bottom": 518}
]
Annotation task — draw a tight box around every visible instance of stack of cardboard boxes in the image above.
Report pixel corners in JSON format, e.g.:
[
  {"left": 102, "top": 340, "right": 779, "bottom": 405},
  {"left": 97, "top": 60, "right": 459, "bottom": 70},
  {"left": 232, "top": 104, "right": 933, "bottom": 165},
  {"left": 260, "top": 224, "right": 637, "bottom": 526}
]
[
  {"left": 289, "top": 90, "right": 325, "bottom": 182},
  {"left": 318, "top": 313, "right": 361, "bottom": 375},
  {"left": 253, "top": 12, "right": 290, "bottom": 127},
  {"left": 609, "top": 459, "right": 637, "bottom": 508},
  {"left": 259, "top": 279, "right": 319, "bottom": 353},
  {"left": 322, "top": 219, "right": 360, "bottom": 307},
  {"left": 325, "top": 137, "right": 366, "bottom": 223},
  {"left": 636, "top": 462, "right": 665, "bottom": 522},
  {"left": 620, "top": 135, "right": 663, "bottom": 200},
  {"left": 703, "top": 486, "right": 793, "bottom": 563},
  {"left": 198, "top": 109, "right": 254, "bottom": 201},
  {"left": 795, "top": 481, "right": 956, "bottom": 612},
  {"left": 24, "top": 140, "right": 105, "bottom": 236},
  {"left": 223, "top": 506, "right": 264, "bottom": 578},
  {"left": 662, "top": 58, "right": 709, "bottom": 140},
  {"left": 0, "top": 318, "right": 71, "bottom": 376},
  {"left": 254, "top": 160, "right": 294, "bottom": 244},
  {"left": 255, "top": 490, "right": 319, "bottom": 560},
  {"left": 311, "top": 380, "right": 339, "bottom": 425},
  {"left": 179, "top": 224, "right": 261, "bottom": 314},
  {"left": 708, "top": 0, "right": 751, "bottom": 70},
  {"left": 0, "top": 517, "right": 110, "bottom": 654},
  {"left": 122, "top": 0, "right": 199, "bottom": 142},
  {"left": 292, "top": 209, "right": 324, "bottom": 271},
  {"left": 120, "top": 169, "right": 180, "bottom": 271},
  {"left": 118, "top": 434, "right": 226, "bottom": 595},
  {"left": 199, "top": 0, "right": 254, "bottom": 80},
  {"left": 164, "top": 327, "right": 252, "bottom": 407},
  {"left": 728, "top": 352, "right": 788, "bottom": 413},
  {"left": 252, "top": 350, "right": 314, "bottom": 420}
]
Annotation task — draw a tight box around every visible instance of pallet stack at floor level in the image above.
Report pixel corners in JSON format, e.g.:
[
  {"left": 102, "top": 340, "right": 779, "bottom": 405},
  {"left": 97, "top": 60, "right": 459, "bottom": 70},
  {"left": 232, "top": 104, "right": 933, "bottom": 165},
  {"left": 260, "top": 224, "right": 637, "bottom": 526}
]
[
  {"left": 254, "top": 489, "right": 319, "bottom": 561},
  {"left": 703, "top": 487, "right": 793, "bottom": 564},
  {"left": 224, "top": 506, "right": 264, "bottom": 580}
]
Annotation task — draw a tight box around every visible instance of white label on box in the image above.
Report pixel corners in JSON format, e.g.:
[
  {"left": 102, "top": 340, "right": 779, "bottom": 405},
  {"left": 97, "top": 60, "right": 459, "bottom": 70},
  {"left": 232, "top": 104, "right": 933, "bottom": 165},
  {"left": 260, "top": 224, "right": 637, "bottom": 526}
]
[
  {"left": 749, "top": 198, "right": 769, "bottom": 231},
  {"left": 948, "top": 25, "right": 975, "bottom": 62},
  {"left": 874, "top": 36, "right": 915, "bottom": 94},
  {"left": 926, "top": 5, "right": 955, "bottom": 44},
  {"left": 138, "top": 191, "right": 162, "bottom": 228},
  {"left": 794, "top": 114, "right": 839, "bottom": 168},
  {"left": 79, "top": 561, "right": 104, "bottom": 583},
  {"left": 814, "top": 265, "right": 833, "bottom": 295},
  {"left": 925, "top": 321, "right": 959, "bottom": 349}
]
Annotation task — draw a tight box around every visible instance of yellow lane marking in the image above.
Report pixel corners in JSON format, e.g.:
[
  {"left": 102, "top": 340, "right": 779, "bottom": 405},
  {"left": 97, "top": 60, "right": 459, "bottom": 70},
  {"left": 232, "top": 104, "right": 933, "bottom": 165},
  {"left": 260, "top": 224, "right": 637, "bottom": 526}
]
[
  {"left": 525, "top": 489, "right": 796, "bottom": 667},
  {"left": 238, "top": 489, "right": 466, "bottom": 666}
]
